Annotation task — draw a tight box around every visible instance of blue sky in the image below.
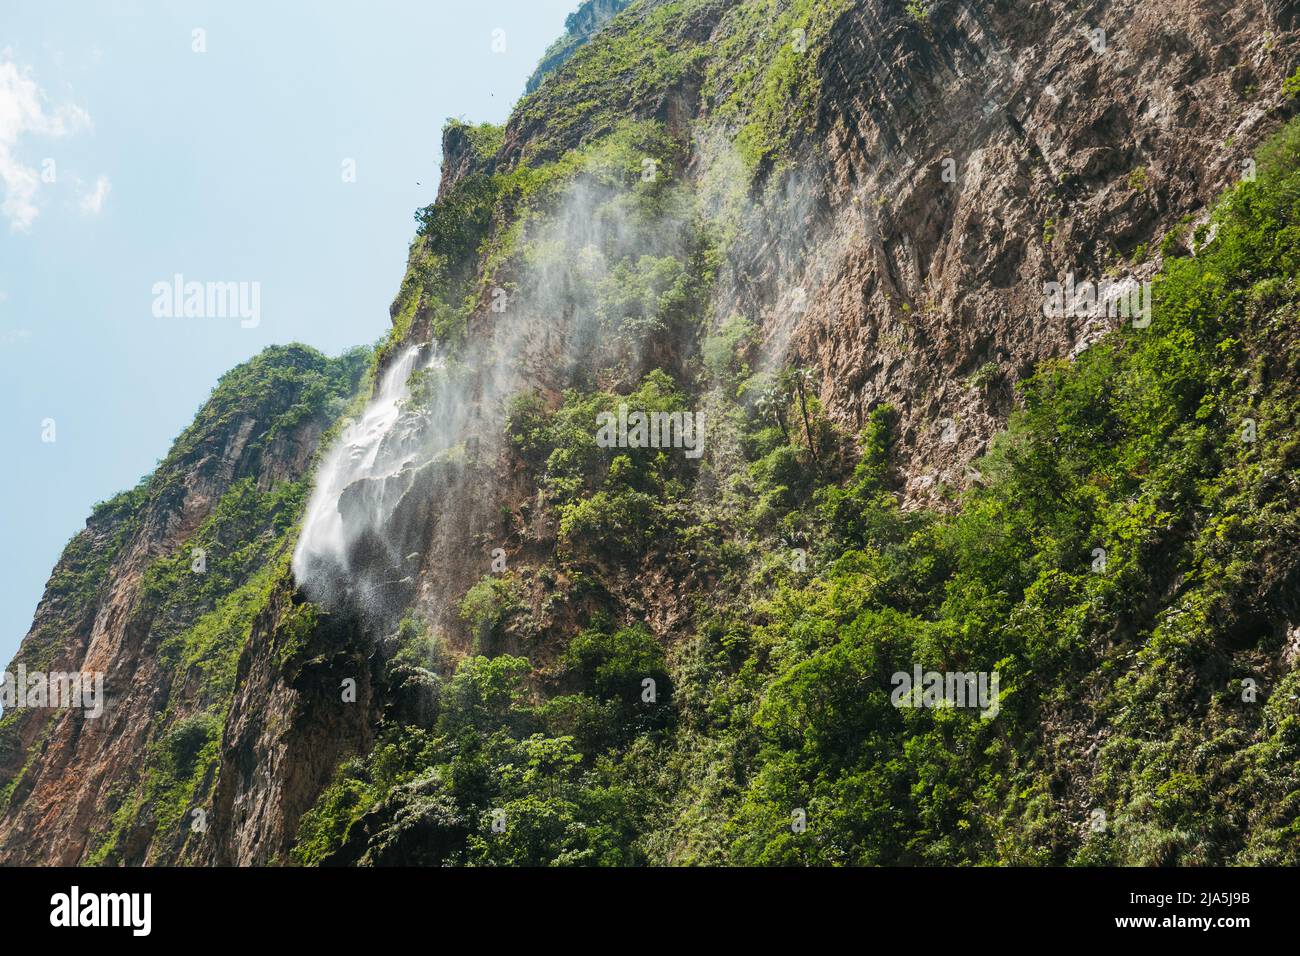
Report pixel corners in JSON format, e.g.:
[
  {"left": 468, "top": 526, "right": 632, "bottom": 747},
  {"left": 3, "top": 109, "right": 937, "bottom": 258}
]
[{"left": 0, "top": 0, "right": 579, "bottom": 664}]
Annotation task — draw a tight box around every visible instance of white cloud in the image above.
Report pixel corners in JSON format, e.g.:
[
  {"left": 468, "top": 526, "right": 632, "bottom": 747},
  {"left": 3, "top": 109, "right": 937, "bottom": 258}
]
[
  {"left": 80, "top": 173, "right": 110, "bottom": 215},
  {"left": 0, "top": 327, "right": 32, "bottom": 348},
  {"left": 0, "top": 59, "right": 90, "bottom": 230}
]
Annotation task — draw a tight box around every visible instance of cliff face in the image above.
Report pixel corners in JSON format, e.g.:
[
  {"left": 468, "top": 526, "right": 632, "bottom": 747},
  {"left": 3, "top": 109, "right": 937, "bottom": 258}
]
[
  {"left": 466, "top": 0, "right": 1300, "bottom": 504},
  {"left": 4, "top": 0, "right": 1299, "bottom": 866},
  {"left": 0, "top": 346, "right": 367, "bottom": 864},
  {"left": 342, "top": 0, "right": 1300, "bottom": 636},
  {"left": 796, "top": 0, "right": 1300, "bottom": 502},
  {"left": 525, "top": 0, "right": 638, "bottom": 94}
]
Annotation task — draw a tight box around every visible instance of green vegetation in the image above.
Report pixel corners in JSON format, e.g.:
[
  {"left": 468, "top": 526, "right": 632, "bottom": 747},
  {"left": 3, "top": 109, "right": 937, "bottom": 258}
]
[
  {"left": 509, "top": 369, "right": 704, "bottom": 562},
  {"left": 704, "top": 0, "right": 855, "bottom": 174},
  {"left": 524, "top": 0, "right": 637, "bottom": 94},
  {"left": 514, "top": 1, "right": 719, "bottom": 164},
  {"left": 292, "top": 636, "right": 664, "bottom": 865},
  {"left": 86, "top": 713, "right": 222, "bottom": 867},
  {"left": 459, "top": 574, "right": 525, "bottom": 651},
  {"left": 445, "top": 119, "right": 505, "bottom": 160},
  {"left": 481, "top": 0, "right": 860, "bottom": 189},
  {"left": 296, "top": 119, "right": 1300, "bottom": 866},
  {"left": 157, "top": 344, "right": 368, "bottom": 485},
  {"left": 396, "top": 117, "right": 692, "bottom": 354},
  {"left": 69, "top": 344, "right": 368, "bottom": 864},
  {"left": 1283, "top": 65, "right": 1300, "bottom": 99},
  {"left": 20, "top": 0, "right": 1300, "bottom": 868}
]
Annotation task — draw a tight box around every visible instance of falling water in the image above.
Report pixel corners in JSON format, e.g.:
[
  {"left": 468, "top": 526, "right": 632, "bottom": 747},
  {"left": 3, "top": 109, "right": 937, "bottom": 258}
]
[
  {"left": 293, "top": 345, "right": 430, "bottom": 595},
  {"left": 289, "top": 135, "right": 767, "bottom": 614}
]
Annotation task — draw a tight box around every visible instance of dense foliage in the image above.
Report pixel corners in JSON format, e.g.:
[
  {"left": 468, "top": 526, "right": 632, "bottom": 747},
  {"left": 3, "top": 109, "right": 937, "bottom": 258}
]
[
  {"left": 292, "top": 115, "right": 1300, "bottom": 866},
  {"left": 70, "top": 345, "right": 369, "bottom": 864},
  {"left": 18, "top": 2, "right": 1296, "bottom": 868}
]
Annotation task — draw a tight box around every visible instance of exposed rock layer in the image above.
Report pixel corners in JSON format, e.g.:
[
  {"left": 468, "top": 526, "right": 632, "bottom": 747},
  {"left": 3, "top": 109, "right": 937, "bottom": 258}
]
[{"left": 2, "top": 0, "right": 1298, "bottom": 865}]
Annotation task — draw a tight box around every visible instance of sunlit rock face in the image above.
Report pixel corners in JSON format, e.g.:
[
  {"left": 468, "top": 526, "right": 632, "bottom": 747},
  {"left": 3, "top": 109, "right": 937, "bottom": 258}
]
[
  {"left": 0, "top": 346, "right": 367, "bottom": 865},
  {"left": 5, "top": 0, "right": 1299, "bottom": 866}
]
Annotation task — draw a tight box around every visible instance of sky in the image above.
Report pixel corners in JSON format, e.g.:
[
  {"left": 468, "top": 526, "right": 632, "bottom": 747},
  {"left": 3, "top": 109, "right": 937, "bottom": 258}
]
[{"left": 0, "top": 0, "right": 580, "bottom": 665}]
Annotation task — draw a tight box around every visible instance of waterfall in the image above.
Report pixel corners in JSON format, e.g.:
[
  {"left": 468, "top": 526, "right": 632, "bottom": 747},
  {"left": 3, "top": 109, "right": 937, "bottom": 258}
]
[{"left": 293, "top": 345, "right": 430, "bottom": 592}]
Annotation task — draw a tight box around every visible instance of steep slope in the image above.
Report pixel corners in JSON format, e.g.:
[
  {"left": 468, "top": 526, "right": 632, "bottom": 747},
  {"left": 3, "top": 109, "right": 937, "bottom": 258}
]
[
  {"left": 0, "top": 345, "right": 368, "bottom": 864},
  {"left": 284, "top": 119, "right": 1300, "bottom": 865},
  {"left": 275, "top": 0, "right": 1297, "bottom": 865},
  {"left": 4, "top": 0, "right": 1299, "bottom": 866},
  {"left": 525, "top": 0, "right": 638, "bottom": 93}
]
